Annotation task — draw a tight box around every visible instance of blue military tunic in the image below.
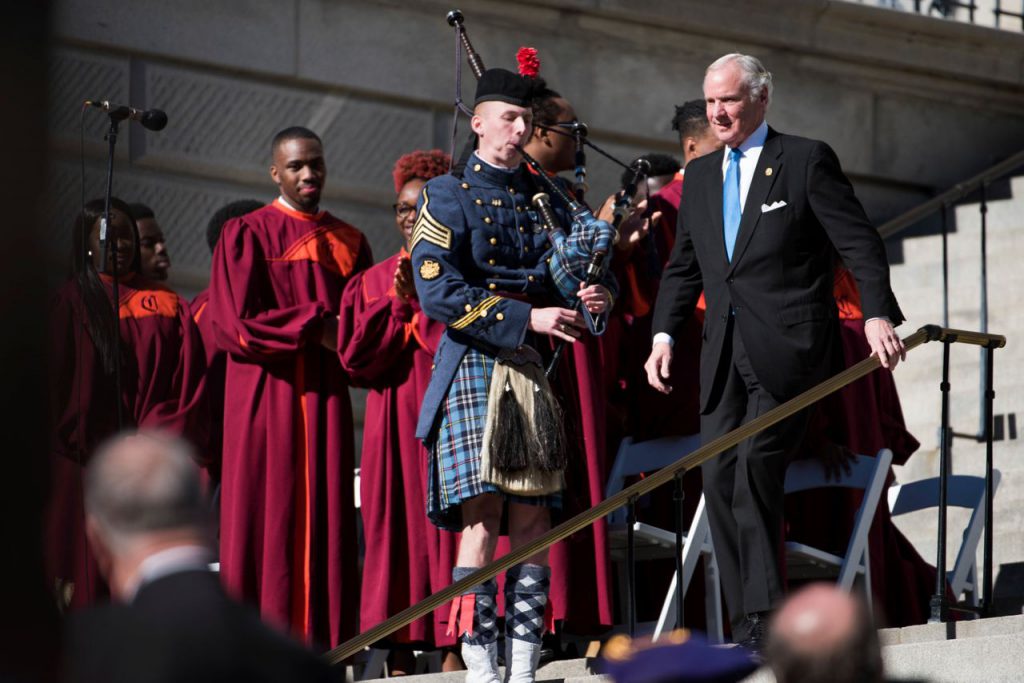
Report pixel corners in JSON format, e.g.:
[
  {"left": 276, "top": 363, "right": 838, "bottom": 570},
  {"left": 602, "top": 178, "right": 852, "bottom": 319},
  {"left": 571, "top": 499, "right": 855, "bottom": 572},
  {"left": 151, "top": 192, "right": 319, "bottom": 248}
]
[{"left": 411, "top": 152, "right": 573, "bottom": 530}]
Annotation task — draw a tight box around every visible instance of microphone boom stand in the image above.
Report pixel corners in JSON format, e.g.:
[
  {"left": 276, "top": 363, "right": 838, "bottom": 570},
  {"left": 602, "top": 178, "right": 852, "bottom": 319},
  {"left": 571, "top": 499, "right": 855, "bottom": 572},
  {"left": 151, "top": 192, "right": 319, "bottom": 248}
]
[{"left": 100, "top": 112, "right": 125, "bottom": 429}]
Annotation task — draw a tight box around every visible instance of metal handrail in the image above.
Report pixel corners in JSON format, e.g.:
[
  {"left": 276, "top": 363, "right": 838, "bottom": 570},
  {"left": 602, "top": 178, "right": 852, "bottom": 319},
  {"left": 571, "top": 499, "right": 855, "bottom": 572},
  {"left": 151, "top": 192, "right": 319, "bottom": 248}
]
[
  {"left": 877, "top": 148, "right": 1024, "bottom": 239},
  {"left": 326, "top": 324, "right": 1005, "bottom": 664}
]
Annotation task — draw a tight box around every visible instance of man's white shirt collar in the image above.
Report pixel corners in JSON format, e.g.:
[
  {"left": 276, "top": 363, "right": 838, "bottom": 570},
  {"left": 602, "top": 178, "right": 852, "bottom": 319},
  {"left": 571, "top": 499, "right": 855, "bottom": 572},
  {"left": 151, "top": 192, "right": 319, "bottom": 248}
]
[
  {"left": 126, "top": 545, "right": 213, "bottom": 603},
  {"left": 475, "top": 153, "right": 518, "bottom": 172},
  {"left": 277, "top": 195, "right": 318, "bottom": 214},
  {"left": 721, "top": 119, "right": 769, "bottom": 210}
]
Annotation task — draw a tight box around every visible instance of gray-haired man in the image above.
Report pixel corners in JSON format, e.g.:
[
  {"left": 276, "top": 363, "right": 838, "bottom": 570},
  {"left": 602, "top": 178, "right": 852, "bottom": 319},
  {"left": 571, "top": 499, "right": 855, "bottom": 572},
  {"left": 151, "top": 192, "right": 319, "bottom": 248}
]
[
  {"left": 646, "top": 54, "right": 904, "bottom": 650},
  {"left": 63, "top": 432, "right": 331, "bottom": 683}
]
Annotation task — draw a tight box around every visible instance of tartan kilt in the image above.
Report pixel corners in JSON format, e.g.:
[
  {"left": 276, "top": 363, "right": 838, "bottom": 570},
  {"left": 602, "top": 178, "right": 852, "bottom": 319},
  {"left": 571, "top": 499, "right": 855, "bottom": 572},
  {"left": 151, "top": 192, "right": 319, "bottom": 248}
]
[{"left": 427, "top": 347, "right": 562, "bottom": 531}]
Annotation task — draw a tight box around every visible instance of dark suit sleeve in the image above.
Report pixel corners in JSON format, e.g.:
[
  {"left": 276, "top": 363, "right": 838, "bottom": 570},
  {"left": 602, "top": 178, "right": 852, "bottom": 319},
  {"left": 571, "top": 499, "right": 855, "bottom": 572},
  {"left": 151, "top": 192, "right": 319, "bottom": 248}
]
[
  {"left": 652, "top": 181, "right": 704, "bottom": 340},
  {"left": 806, "top": 141, "right": 904, "bottom": 324}
]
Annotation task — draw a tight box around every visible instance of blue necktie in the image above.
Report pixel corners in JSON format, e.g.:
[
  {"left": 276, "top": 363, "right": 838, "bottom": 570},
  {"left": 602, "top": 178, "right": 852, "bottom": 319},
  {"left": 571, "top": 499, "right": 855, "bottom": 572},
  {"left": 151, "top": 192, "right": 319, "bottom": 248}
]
[{"left": 723, "top": 147, "right": 743, "bottom": 262}]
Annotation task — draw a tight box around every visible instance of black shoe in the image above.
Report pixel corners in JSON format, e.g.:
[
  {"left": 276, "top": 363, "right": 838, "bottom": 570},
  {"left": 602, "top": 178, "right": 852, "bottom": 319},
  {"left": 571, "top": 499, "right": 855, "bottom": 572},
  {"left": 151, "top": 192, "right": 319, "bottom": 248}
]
[{"left": 738, "top": 611, "right": 770, "bottom": 654}]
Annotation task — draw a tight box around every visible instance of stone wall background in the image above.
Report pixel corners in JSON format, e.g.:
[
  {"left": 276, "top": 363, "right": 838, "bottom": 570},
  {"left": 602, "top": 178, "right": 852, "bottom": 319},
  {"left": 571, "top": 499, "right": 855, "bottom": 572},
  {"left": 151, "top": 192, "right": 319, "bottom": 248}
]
[{"left": 49, "top": 0, "right": 1024, "bottom": 297}]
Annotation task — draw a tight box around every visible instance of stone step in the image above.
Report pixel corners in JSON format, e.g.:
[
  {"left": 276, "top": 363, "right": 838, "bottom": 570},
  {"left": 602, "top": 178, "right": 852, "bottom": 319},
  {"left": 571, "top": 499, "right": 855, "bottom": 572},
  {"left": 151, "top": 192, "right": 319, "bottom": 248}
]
[
  {"left": 893, "top": 445, "right": 1024, "bottom": 476},
  {"left": 893, "top": 501, "right": 1024, "bottom": 542},
  {"left": 359, "top": 656, "right": 601, "bottom": 683},
  {"left": 747, "top": 617, "right": 1024, "bottom": 683},
  {"left": 886, "top": 174, "right": 1023, "bottom": 479},
  {"left": 891, "top": 528, "right": 1024, "bottom": 576},
  {"left": 882, "top": 632, "right": 1024, "bottom": 683},
  {"left": 362, "top": 616, "right": 1024, "bottom": 683}
]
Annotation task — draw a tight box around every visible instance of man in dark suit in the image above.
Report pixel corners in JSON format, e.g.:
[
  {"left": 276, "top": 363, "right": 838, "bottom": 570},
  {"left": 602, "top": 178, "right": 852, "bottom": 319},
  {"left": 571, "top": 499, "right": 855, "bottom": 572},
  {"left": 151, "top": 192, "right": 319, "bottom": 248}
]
[
  {"left": 62, "top": 432, "right": 332, "bottom": 683},
  {"left": 645, "top": 54, "right": 906, "bottom": 651}
]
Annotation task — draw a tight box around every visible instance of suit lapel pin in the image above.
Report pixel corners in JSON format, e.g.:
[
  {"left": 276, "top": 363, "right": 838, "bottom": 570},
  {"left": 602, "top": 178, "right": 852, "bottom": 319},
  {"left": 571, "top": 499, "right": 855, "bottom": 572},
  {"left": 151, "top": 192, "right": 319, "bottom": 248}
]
[{"left": 765, "top": 167, "right": 773, "bottom": 176}]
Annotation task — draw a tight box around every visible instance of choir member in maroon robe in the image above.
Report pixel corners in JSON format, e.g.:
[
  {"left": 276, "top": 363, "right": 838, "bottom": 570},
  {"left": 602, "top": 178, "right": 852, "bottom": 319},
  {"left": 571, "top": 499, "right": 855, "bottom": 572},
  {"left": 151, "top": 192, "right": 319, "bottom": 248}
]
[
  {"left": 623, "top": 101, "right": 723, "bottom": 442},
  {"left": 127, "top": 203, "right": 171, "bottom": 282},
  {"left": 207, "top": 127, "right": 372, "bottom": 648},
  {"left": 191, "top": 199, "right": 264, "bottom": 486},
  {"left": 47, "top": 197, "right": 207, "bottom": 610},
  {"left": 337, "top": 149, "right": 461, "bottom": 672},
  {"left": 647, "top": 101, "right": 725, "bottom": 263},
  {"left": 523, "top": 78, "right": 615, "bottom": 633}
]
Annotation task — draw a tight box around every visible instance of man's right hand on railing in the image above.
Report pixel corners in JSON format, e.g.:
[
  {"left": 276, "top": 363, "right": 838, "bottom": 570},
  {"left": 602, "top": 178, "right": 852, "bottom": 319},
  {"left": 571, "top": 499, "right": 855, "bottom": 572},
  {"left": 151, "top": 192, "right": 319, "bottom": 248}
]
[{"left": 865, "top": 318, "right": 907, "bottom": 370}]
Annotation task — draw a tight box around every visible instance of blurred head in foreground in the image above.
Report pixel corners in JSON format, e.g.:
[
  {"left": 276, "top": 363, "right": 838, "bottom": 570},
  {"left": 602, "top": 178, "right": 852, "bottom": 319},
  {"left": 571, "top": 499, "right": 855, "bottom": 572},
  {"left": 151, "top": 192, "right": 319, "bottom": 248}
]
[
  {"left": 84, "top": 431, "right": 209, "bottom": 601},
  {"left": 767, "top": 583, "right": 883, "bottom": 683}
]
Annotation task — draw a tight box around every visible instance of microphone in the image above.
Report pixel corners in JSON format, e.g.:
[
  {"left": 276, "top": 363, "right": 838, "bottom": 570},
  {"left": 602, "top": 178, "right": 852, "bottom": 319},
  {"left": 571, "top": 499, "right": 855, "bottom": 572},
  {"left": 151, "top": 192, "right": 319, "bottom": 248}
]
[
  {"left": 569, "top": 121, "right": 588, "bottom": 138},
  {"left": 84, "top": 100, "right": 168, "bottom": 131}
]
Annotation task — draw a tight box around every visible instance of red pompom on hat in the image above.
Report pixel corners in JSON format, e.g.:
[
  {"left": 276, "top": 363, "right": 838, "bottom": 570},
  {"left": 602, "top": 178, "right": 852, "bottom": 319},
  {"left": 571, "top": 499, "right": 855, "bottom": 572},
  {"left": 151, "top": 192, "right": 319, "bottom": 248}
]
[
  {"left": 517, "top": 47, "right": 540, "bottom": 78},
  {"left": 392, "top": 149, "right": 452, "bottom": 194}
]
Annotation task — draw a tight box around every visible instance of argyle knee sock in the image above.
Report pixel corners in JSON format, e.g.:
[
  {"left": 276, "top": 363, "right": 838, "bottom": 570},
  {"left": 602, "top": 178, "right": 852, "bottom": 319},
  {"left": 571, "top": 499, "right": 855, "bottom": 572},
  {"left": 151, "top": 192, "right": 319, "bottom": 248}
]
[
  {"left": 450, "top": 566, "right": 500, "bottom": 683},
  {"left": 504, "top": 564, "right": 551, "bottom": 683}
]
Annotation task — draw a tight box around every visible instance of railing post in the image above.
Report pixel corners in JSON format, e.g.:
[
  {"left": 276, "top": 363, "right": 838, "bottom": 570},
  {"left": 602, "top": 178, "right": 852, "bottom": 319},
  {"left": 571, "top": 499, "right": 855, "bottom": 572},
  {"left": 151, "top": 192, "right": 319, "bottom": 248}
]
[
  {"left": 626, "top": 496, "right": 638, "bottom": 637},
  {"left": 941, "top": 203, "right": 950, "bottom": 328},
  {"left": 930, "top": 340, "right": 953, "bottom": 623},
  {"left": 673, "top": 472, "right": 685, "bottom": 631},
  {"left": 978, "top": 184, "right": 989, "bottom": 437},
  {"left": 983, "top": 345, "right": 996, "bottom": 616}
]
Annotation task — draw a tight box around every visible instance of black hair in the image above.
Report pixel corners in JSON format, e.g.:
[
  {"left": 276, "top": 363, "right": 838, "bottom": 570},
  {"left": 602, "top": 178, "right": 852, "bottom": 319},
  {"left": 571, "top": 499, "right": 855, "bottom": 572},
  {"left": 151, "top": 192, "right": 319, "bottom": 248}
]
[
  {"left": 671, "top": 99, "right": 709, "bottom": 142},
  {"left": 620, "top": 153, "right": 681, "bottom": 187},
  {"left": 271, "top": 126, "right": 322, "bottom": 155},
  {"left": 71, "top": 197, "right": 141, "bottom": 376},
  {"left": 127, "top": 202, "right": 155, "bottom": 222},
  {"left": 528, "top": 76, "right": 564, "bottom": 127},
  {"left": 206, "top": 199, "right": 264, "bottom": 254}
]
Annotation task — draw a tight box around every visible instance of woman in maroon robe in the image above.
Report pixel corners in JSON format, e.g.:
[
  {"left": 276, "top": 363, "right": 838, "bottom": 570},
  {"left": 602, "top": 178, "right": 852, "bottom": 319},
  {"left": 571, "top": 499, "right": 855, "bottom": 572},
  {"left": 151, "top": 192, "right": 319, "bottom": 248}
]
[
  {"left": 47, "top": 197, "right": 207, "bottom": 610},
  {"left": 338, "top": 150, "right": 461, "bottom": 671}
]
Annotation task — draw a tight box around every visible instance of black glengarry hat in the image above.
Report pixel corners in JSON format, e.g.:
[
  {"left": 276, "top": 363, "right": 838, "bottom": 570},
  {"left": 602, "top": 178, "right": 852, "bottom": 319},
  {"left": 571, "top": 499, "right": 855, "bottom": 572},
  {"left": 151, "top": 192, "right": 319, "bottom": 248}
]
[{"left": 474, "top": 68, "right": 534, "bottom": 107}]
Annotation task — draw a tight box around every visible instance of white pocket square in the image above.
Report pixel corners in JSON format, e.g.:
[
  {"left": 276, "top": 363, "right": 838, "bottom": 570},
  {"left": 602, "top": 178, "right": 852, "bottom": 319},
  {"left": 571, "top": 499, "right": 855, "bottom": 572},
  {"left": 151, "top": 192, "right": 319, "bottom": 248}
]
[{"left": 761, "top": 200, "right": 787, "bottom": 213}]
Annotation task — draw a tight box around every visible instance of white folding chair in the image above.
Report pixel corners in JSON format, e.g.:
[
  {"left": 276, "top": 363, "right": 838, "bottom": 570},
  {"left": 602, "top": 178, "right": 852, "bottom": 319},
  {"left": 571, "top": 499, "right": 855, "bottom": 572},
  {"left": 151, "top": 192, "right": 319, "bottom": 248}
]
[
  {"left": 784, "top": 448, "right": 894, "bottom": 615},
  {"left": 605, "top": 435, "right": 724, "bottom": 643},
  {"left": 888, "top": 471, "right": 1001, "bottom": 606}
]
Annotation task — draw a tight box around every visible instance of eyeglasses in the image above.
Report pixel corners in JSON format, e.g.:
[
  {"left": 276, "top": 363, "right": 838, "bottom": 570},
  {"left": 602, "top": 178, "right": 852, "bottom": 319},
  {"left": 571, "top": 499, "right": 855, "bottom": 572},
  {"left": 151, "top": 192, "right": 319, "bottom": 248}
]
[
  {"left": 536, "top": 120, "right": 588, "bottom": 137},
  {"left": 393, "top": 203, "right": 417, "bottom": 218}
]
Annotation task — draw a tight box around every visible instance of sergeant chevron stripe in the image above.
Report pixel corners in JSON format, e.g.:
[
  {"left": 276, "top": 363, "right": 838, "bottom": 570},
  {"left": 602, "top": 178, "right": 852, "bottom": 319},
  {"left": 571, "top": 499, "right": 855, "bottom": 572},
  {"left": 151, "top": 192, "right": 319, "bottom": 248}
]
[
  {"left": 411, "top": 190, "right": 453, "bottom": 251},
  {"left": 451, "top": 296, "right": 502, "bottom": 330}
]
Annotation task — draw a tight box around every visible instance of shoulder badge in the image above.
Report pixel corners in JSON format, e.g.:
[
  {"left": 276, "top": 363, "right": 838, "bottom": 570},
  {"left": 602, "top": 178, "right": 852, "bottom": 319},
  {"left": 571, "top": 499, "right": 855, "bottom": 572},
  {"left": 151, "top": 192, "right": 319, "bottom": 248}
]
[{"left": 419, "top": 259, "right": 442, "bottom": 280}]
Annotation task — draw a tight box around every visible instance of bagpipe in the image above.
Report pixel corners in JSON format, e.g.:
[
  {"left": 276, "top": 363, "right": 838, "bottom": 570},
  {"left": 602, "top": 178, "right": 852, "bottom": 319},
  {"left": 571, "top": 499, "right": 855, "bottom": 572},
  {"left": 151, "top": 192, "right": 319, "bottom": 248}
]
[{"left": 445, "top": 10, "right": 651, "bottom": 374}]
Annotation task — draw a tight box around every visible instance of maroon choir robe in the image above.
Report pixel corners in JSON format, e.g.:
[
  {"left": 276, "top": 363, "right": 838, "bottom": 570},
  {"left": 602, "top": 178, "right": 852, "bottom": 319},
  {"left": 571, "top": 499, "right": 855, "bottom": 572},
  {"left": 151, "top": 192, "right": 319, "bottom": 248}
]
[
  {"left": 337, "top": 250, "right": 458, "bottom": 648},
  {"left": 602, "top": 174, "right": 706, "bottom": 626},
  {"left": 192, "top": 288, "right": 223, "bottom": 482},
  {"left": 786, "top": 269, "right": 936, "bottom": 626},
  {"left": 626, "top": 171, "right": 702, "bottom": 441},
  {"left": 47, "top": 275, "right": 207, "bottom": 609},
  {"left": 207, "top": 198, "right": 372, "bottom": 647},
  {"left": 546, "top": 335, "right": 615, "bottom": 632}
]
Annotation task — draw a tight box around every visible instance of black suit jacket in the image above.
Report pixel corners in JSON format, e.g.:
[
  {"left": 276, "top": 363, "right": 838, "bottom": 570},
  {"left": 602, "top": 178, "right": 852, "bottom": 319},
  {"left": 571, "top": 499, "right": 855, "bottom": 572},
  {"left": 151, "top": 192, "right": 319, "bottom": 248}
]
[
  {"left": 63, "top": 570, "right": 334, "bottom": 683},
  {"left": 653, "top": 128, "right": 903, "bottom": 411}
]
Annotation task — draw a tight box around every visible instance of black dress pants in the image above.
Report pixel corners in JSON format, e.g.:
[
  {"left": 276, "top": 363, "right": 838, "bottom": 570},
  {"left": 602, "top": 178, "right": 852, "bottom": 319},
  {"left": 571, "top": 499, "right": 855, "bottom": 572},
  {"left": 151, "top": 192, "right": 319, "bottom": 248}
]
[{"left": 700, "top": 317, "right": 809, "bottom": 640}]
